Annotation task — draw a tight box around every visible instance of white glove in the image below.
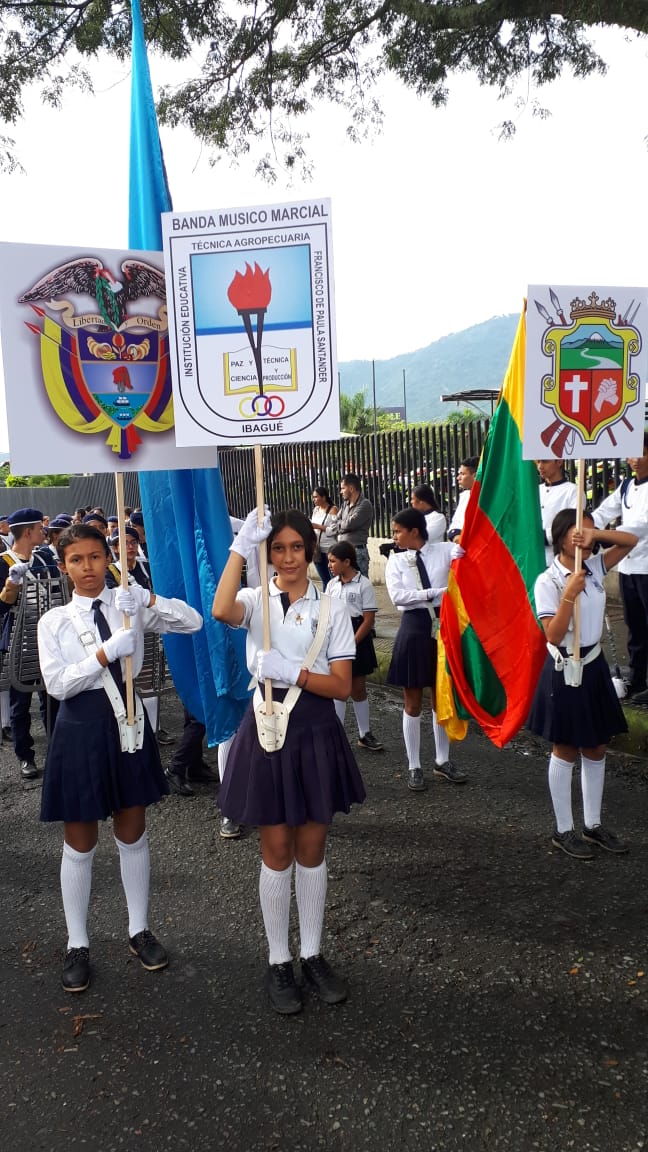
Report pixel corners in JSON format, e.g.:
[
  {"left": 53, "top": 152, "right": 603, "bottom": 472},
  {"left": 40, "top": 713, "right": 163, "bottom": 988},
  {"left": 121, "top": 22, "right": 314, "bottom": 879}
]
[
  {"left": 450, "top": 543, "right": 466, "bottom": 560},
  {"left": 426, "top": 586, "right": 447, "bottom": 601},
  {"left": 8, "top": 561, "right": 30, "bottom": 585},
  {"left": 115, "top": 585, "right": 150, "bottom": 615},
  {"left": 102, "top": 627, "right": 137, "bottom": 662},
  {"left": 230, "top": 507, "right": 272, "bottom": 561},
  {"left": 256, "top": 647, "right": 301, "bottom": 685}
]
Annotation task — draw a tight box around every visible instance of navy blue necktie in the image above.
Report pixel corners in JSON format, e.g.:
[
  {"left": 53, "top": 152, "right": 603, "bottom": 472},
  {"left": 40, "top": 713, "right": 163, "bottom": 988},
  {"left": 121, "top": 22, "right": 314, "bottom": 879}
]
[
  {"left": 415, "top": 552, "right": 431, "bottom": 590},
  {"left": 92, "top": 599, "right": 125, "bottom": 693}
]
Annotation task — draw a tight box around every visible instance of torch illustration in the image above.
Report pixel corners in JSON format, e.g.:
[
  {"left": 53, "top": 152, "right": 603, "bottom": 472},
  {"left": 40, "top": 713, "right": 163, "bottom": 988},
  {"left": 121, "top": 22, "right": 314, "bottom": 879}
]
[{"left": 227, "top": 262, "right": 272, "bottom": 396}]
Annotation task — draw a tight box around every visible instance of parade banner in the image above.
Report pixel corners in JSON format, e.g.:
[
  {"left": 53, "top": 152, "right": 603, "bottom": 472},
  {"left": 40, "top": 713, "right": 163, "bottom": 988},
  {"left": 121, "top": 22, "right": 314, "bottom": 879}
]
[
  {"left": 0, "top": 241, "right": 218, "bottom": 474},
  {"left": 161, "top": 200, "right": 339, "bottom": 446},
  {"left": 524, "top": 284, "right": 648, "bottom": 460}
]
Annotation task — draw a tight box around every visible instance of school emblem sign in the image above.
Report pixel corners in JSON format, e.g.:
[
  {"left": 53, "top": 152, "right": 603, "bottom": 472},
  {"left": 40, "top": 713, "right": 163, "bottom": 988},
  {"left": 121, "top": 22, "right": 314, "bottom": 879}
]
[
  {"left": 524, "top": 284, "right": 648, "bottom": 460},
  {"left": 0, "top": 243, "right": 221, "bottom": 474}
]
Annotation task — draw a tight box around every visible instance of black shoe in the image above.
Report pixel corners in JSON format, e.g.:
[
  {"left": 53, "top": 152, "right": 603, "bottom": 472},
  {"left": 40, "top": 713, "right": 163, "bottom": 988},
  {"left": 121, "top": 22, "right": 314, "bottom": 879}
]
[
  {"left": 300, "top": 954, "right": 348, "bottom": 1005},
  {"left": 187, "top": 761, "right": 220, "bottom": 783},
  {"left": 357, "top": 731, "right": 384, "bottom": 752},
  {"left": 129, "top": 929, "right": 168, "bottom": 971},
  {"left": 156, "top": 727, "right": 175, "bottom": 745},
  {"left": 433, "top": 761, "right": 468, "bottom": 784},
  {"left": 20, "top": 759, "right": 38, "bottom": 781},
  {"left": 407, "top": 768, "right": 426, "bottom": 792},
  {"left": 551, "top": 828, "right": 595, "bottom": 860},
  {"left": 264, "top": 962, "right": 302, "bottom": 1015},
  {"left": 164, "top": 769, "right": 195, "bottom": 797},
  {"left": 62, "top": 946, "right": 90, "bottom": 993},
  {"left": 583, "top": 824, "right": 629, "bottom": 854},
  {"left": 2, "top": 725, "right": 11, "bottom": 741},
  {"left": 219, "top": 817, "right": 242, "bottom": 839}
]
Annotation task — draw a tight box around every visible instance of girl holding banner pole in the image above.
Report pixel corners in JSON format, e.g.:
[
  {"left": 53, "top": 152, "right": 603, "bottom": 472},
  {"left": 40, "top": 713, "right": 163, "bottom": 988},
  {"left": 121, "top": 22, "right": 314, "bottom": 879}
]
[
  {"left": 528, "top": 509, "right": 637, "bottom": 860},
  {"left": 213, "top": 507, "right": 365, "bottom": 1016}
]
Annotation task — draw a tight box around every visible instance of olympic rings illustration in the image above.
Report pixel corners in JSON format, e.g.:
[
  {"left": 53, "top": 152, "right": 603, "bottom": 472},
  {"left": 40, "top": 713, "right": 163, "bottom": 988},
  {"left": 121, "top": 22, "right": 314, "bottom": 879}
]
[{"left": 238, "top": 394, "right": 286, "bottom": 418}]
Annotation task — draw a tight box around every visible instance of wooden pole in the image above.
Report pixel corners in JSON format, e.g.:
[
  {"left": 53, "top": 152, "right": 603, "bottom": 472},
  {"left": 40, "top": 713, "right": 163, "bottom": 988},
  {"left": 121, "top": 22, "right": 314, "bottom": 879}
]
[
  {"left": 114, "top": 472, "right": 135, "bottom": 725},
  {"left": 254, "top": 443, "right": 273, "bottom": 714},
  {"left": 571, "top": 459, "right": 586, "bottom": 663}
]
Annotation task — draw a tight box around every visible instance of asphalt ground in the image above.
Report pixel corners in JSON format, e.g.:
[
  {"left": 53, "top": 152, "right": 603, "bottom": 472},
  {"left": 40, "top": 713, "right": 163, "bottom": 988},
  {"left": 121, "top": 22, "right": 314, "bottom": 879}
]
[{"left": 1, "top": 593, "right": 648, "bottom": 1151}]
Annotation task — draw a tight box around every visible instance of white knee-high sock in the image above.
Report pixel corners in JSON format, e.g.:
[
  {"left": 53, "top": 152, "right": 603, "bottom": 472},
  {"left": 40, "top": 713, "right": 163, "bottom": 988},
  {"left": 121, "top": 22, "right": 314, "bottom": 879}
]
[
  {"left": 432, "top": 711, "right": 450, "bottom": 765},
  {"left": 403, "top": 713, "right": 421, "bottom": 769},
  {"left": 115, "top": 831, "right": 150, "bottom": 938},
  {"left": 548, "top": 754, "right": 575, "bottom": 833},
  {"left": 334, "top": 699, "right": 347, "bottom": 726},
  {"left": 0, "top": 690, "right": 10, "bottom": 728},
  {"left": 61, "top": 842, "right": 96, "bottom": 950},
  {"left": 259, "top": 862, "right": 293, "bottom": 965},
  {"left": 581, "top": 754, "right": 606, "bottom": 829},
  {"left": 352, "top": 698, "right": 370, "bottom": 738},
  {"left": 217, "top": 733, "right": 236, "bottom": 783},
  {"left": 295, "top": 860, "right": 328, "bottom": 959}
]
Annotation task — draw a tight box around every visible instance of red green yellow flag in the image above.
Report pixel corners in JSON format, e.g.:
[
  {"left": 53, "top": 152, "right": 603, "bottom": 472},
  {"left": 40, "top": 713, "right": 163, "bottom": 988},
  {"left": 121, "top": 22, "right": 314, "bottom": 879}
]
[{"left": 439, "top": 308, "right": 547, "bottom": 748}]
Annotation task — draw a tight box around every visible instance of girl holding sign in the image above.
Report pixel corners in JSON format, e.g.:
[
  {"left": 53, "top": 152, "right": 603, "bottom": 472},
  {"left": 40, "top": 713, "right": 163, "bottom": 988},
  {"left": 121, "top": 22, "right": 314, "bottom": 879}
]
[
  {"left": 213, "top": 508, "right": 365, "bottom": 1016},
  {"left": 528, "top": 509, "right": 637, "bottom": 860},
  {"left": 37, "top": 524, "right": 202, "bottom": 993}
]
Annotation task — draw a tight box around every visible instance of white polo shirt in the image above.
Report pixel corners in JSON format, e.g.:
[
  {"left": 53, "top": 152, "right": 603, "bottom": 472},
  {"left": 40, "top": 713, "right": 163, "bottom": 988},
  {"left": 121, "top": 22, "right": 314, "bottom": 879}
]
[
  {"left": 593, "top": 477, "right": 648, "bottom": 574},
  {"left": 235, "top": 579, "right": 356, "bottom": 686},
  {"left": 539, "top": 479, "right": 580, "bottom": 565},
  {"left": 327, "top": 571, "right": 377, "bottom": 619},
  {"left": 534, "top": 555, "right": 607, "bottom": 648}
]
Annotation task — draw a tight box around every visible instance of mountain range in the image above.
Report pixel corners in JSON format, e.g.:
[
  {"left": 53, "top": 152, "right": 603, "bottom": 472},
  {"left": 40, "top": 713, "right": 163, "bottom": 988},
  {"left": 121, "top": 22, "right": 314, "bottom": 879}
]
[{"left": 339, "top": 312, "right": 519, "bottom": 422}]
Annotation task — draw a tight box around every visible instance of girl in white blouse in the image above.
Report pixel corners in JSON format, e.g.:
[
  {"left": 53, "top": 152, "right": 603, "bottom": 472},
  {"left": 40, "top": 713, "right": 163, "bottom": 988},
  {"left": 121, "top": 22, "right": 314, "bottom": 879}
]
[
  {"left": 385, "top": 508, "right": 466, "bottom": 791},
  {"left": 37, "top": 524, "right": 202, "bottom": 994}
]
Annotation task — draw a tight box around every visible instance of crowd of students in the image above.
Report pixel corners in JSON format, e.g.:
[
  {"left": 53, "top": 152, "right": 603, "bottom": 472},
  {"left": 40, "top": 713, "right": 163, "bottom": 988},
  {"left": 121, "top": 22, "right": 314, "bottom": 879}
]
[{"left": 1, "top": 440, "right": 646, "bottom": 1011}]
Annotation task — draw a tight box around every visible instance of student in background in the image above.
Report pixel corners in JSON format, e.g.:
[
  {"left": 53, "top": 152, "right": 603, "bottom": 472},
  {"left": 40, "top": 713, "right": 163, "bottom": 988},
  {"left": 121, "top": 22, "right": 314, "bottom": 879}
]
[{"left": 327, "top": 541, "right": 383, "bottom": 753}]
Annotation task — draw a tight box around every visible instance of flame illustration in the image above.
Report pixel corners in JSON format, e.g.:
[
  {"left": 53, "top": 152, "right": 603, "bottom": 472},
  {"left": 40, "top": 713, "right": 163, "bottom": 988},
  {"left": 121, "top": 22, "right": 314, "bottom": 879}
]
[{"left": 227, "top": 263, "right": 272, "bottom": 311}]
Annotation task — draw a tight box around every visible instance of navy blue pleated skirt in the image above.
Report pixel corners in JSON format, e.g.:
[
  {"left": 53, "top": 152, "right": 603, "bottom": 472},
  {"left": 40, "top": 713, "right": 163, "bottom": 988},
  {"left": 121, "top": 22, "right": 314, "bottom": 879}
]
[
  {"left": 386, "top": 609, "right": 436, "bottom": 689},
  {"left": 41, "top": 690, "right": 169, "bottom": 823},
  {"left": 219, "top": 689, "right": 366, "bottom": 827},
  {"left": 527, "top": 649, "right": 627, "bottom": 747},
  {"left": 351, "top": 615, "right": 378, "bottom": 677}
]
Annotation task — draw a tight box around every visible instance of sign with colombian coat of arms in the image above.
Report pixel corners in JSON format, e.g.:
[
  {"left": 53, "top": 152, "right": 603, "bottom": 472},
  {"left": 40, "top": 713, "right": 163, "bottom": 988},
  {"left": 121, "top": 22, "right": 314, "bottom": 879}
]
[
  {"left": 0, "top": 242, "right": 218, "bottom": 474},
  {"left": 524, "top": 284, "right": 648, "bottom": 460}
]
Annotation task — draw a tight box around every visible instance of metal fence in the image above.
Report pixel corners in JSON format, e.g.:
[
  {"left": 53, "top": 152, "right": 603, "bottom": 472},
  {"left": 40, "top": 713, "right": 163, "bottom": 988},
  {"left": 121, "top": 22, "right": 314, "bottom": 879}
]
[
  {"left": 0, "top": 423, "right": 630, "bottom": 538},
  {"left": 219, "top": 422, "right": 628, "bottom": 538}
]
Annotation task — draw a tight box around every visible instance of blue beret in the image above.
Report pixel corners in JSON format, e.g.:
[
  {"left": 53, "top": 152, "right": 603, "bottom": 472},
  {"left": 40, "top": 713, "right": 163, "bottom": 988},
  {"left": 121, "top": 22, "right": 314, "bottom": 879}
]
[
  {"left": 110, "top": 525, "right": 139, "bottom": 544},
  {"left": 48, "top": 516, "right": 70, "bottom": 530},
  {"left": 8, "top": 508, "right": 43, "bottom": 528},
  {"left": 107, "top": 516, "right": 118, "bottom": 524},
  {"left": 82, "top": 513, "right": 108, "bottom": 529},
  {"left": 129, "top": 511, "right": 144, "bottom": 527},
  {"left": 55, "top": 513, "right": 73, "bottom": 523}
]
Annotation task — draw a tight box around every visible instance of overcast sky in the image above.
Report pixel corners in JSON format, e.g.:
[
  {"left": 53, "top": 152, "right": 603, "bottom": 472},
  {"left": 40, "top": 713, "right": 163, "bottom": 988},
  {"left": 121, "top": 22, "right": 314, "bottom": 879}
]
[{"left": 0, "top": 23, "right": 646, "bottom": 448}]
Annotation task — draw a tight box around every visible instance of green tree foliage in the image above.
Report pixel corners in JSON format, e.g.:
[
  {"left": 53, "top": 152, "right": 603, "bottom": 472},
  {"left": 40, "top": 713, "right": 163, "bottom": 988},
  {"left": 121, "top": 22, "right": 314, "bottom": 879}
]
[
  {"left": 340, "top": 392, "right": 376, "bottom": 435},
  {"left": 0, "top": 3, "right": 645, "bottom": 173},
  {"left": 5, "top": 474, "right": 28, "bottom": 487},
  {"left": 27, "top": 474, "right": 71, "bottom": 487}
]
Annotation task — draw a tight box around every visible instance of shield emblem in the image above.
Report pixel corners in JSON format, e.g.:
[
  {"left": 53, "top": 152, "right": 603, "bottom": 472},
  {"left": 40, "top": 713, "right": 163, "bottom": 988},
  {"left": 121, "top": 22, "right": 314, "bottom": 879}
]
[
  {"left": 32, "top": 316, "right": 173, "bottom": 459},
  {"left": 76, "top": 330, "right": 163, "bottom": 430},
  {"left": 542, "top": 316, "right": 639, "bottom": 445}
]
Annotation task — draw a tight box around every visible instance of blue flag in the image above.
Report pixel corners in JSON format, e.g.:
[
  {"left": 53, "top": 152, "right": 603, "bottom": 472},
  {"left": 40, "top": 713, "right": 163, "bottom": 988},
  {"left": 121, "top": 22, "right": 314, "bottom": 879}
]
[{"left": 129, "top": 0, "right": 250, "bottom": 743}]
